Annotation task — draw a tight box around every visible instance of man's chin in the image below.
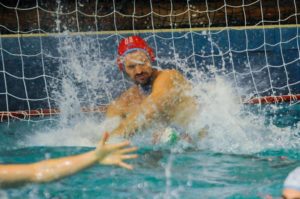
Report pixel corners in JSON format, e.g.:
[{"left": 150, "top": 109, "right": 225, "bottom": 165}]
[
  {"left": 135, "top": 81, "right": 147, "bottom": 85},
  {"left": 134, "top": 78, "right": 150, "bottom": 85}
]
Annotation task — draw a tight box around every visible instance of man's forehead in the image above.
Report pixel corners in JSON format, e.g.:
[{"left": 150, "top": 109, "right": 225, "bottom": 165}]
[{"left": 124, "top": 50, "right": 148, "bottom": 61}]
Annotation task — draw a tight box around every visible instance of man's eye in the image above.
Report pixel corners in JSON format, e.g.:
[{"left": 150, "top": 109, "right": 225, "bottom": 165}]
[
  {"left": 127, "top": 65, "right": 135, "bottom": 69},
  {"left": 144, "top": 59, "right": 150, "bottom": 65}
]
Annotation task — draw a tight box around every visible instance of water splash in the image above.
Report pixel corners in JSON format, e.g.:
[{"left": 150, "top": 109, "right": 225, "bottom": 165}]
[
  {"left": 26, "top": 34, "right": 124, "bottom": 147},
  {"left": 25, "top": 35, "right": 300, "bottom": 155},
  {"left": 188, "top": 76, "right": 300, "bottom": 154},
  {"left": 27, "top": 117, "right": 120, "bottom": 147}
]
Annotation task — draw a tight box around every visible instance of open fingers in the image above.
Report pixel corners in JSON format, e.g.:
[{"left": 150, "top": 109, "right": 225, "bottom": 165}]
[
  {"left": 118, "top": 162, "right": 133, "bottom": 170},
  {"left": 107, "top": 140, "right": 131, "bottom": 151},
  {"left": 100, "top": 132, "right": 110, "bottom": 146},
  {"left": 121, "top": 154, "right": 138, "bottom": 160},
  {"left": 118, "top": 147, "right": 138, "bottom": 154}
]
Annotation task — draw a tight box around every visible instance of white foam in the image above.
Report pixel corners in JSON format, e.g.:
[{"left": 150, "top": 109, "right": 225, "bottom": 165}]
[
  {"left": 26, "top": 117, "right": 120, "bottom": 147},
  {"left": 25, "top": 37, "right": 300, "bottom": 155},
  {"left": 187, "top": 76, "right": 300, "bottom": 154}
]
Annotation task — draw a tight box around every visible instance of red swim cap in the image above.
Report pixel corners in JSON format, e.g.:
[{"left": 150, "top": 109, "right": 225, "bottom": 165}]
[{"left": 117, "top": 36, "right": 155, "bottom": 71}]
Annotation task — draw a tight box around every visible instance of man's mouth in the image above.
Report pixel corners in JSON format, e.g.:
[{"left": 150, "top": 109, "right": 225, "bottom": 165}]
[{"left": 135, "top": 73, "right": 148, "bottom": 82}]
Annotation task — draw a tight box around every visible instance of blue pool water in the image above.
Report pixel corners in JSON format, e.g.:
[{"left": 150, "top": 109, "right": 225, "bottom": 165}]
[
  {"left": 1, "top": 26, "right": 300, "bottom": 198},
  {"left": 0, "top": 104, "right": 299, "bottom": 198}
]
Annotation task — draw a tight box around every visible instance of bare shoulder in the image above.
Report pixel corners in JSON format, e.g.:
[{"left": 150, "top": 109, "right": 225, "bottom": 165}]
[
  {"left": 120, "top": 85, "right": 139, "bottom": 98},
  {"left": 159, "top": 69, "right": 183, "bottom": 77},
  {"left": 108, "top": 86, "right": 134, "bottom": 105},
  {"left": 151, "top": 69, "right": 189, "bottom": 95},
  {"left": 116, "top": 86, "right": 143, "bottom": 105},
  {"left": 106, "top": 85, "right": 139, "bottom": 117},
  {"left": 156, "top": 69, "right": 186, "bottom": 84}
]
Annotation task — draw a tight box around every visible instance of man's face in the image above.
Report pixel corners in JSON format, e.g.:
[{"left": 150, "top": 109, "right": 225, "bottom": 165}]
[
  {"left": 282, "top": 189, "right": 300, "bottom": 199},
  {"left": 123, "top": 50, "right": 153, "bottom": 85}
]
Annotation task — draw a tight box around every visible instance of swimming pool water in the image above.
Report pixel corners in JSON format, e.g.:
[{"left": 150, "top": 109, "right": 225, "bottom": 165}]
[{"left": 0, "top": 104, "right": 299, "bottom": 198}]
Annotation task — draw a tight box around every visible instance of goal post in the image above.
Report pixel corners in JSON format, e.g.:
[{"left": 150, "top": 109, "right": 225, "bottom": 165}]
[{"left": 0, "top": 0, "right": 299, "bottom": 122}]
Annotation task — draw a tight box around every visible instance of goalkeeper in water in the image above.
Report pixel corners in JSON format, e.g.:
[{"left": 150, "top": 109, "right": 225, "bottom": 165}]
[{"left": 106, "top": 36, "right": 201, "bottom": 143}]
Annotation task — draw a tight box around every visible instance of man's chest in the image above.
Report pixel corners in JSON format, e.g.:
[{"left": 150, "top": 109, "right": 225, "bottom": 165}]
[{"left": 122, "top": 88, "right": 146, "bottom": 112}]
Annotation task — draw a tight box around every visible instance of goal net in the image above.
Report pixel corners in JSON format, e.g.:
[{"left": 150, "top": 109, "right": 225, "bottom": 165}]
[{"left": 0, "top": 0, "right": 300, "bottom": 122}]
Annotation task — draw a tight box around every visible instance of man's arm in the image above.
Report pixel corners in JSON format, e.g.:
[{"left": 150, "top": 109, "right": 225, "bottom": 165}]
[
  {"left": 0, "top": 150, "right": 101, "bottom": 185},
  {"left": 0, "top": 133, "right": 137, "bottom": 187},
  {"left": 106, "top": 99, "right": 126, "bottom": 118},
  {"left": 110, "top": 70, "right": 188, "bottom": 137},
  {"left": 106, "top": 87, "right": 136, "bottom": 118}
]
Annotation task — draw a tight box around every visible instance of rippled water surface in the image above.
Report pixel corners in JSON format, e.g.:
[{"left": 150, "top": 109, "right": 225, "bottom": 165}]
[{"left": 0, "top": 104, "right": 299, "bottom": 198}]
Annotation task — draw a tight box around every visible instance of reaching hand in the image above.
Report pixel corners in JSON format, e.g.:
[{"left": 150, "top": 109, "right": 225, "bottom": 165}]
[{"left": 95, "top": 132, "right": 138, "bottom": 170}]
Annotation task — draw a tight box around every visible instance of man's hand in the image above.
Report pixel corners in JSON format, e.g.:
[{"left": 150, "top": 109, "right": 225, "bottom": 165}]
[{"left": 95, "top": 132, "right": 138, "bottom": 170}]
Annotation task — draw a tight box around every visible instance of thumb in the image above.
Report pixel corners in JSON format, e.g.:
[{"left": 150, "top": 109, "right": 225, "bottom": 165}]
[{"left": 99, "top": 132, "right": 110, "bottom": 147}]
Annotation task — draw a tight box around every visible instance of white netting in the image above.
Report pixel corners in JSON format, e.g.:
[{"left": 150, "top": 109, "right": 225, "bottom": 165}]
[{"left": 0, "top": 0, "right": 299, "bottom": 123}]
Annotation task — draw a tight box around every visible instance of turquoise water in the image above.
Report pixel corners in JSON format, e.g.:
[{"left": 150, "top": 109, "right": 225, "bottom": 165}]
[{"left": 0, "top": 104, "right": 299, "bottom": 198}]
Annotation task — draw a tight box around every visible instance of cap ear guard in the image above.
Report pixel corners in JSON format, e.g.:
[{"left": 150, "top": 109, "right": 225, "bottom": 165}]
[
  {"left": 147, "top": 47, "right": 155, "bottom": 62},
  {"left": 117, "top": 56, "right": 123, "bottom": 71}
]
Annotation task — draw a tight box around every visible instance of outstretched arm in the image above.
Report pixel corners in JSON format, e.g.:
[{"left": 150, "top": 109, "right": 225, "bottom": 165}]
[{"left": 0, "top": 133, "right": 137, "bottom": 187}]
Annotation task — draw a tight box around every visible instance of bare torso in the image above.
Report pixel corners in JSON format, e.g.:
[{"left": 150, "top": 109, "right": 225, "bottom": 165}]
[{"left": 107, "top": 69, "right": 198, "bottom": 131}]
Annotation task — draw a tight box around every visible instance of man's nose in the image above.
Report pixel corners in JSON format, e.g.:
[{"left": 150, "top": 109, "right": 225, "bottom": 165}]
[{"left": 135, "top": 65, "right": 143, "bottom": 74}]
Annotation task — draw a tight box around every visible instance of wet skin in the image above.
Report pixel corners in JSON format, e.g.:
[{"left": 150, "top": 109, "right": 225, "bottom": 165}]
[
  {"left": 107, "top": 50, "right": 199, "bottom": 138},
  {"left": 282, "top": 189, "right": 300, "bottom": 199}
]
